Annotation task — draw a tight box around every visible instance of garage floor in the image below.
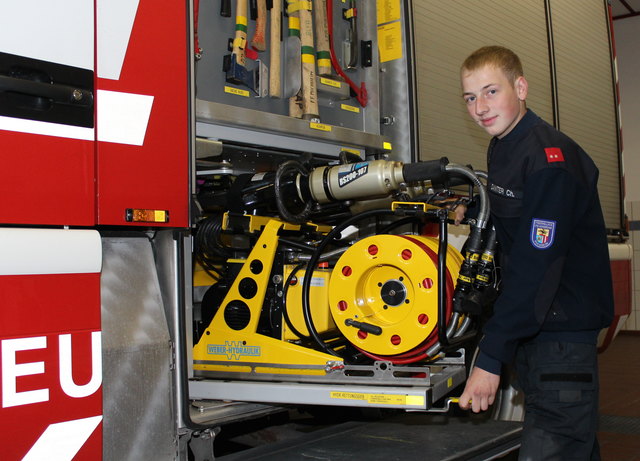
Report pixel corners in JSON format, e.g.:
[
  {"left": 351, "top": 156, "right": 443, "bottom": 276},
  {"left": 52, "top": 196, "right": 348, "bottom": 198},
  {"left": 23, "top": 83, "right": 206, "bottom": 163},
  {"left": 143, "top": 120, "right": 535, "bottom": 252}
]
[{"left": 597, "top": 332, "right": 640, "bottom": 461}]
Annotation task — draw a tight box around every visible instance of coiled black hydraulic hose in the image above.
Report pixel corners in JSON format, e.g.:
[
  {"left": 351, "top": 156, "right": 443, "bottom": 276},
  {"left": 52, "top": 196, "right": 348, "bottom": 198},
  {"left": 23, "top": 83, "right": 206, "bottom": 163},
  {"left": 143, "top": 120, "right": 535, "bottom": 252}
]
[{"left": 274, "top": 160, "right": 313, "bottom": 224}]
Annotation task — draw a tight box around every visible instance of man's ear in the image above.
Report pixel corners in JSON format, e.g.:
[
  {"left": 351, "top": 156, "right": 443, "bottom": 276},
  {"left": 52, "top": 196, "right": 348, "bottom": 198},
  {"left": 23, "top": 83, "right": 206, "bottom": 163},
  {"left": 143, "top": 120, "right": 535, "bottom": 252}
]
[{"left": 515, "top": 76, "right": 528, "bottom": 101}]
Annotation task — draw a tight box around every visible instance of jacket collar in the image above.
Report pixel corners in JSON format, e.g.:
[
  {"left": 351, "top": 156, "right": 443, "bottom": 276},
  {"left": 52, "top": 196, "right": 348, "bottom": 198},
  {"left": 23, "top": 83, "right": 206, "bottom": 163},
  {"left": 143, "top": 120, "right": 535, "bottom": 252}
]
[{"left": 495, "top": 109, "right": 539, "bottom": 144}]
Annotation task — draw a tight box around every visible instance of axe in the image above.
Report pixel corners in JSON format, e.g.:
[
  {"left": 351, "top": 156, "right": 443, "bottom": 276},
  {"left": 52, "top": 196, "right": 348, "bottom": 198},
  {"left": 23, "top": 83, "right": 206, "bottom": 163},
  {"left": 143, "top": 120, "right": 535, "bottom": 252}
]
[
  {"left": 226, "top": 0, "right": 268, "bottom": 96},
  {"left": 250, "top": 0, "right": 267, "bottom": 51}
]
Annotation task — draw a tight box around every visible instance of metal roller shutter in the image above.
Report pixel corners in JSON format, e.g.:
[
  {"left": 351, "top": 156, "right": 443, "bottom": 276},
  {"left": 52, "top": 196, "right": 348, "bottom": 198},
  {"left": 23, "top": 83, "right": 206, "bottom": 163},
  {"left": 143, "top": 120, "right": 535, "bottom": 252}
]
[
  {"left": 410, "top": 0, "right": 621, "bottom": 229},
  {"left": 412, "top": 0, "right": 553, "bottom": 170},
  {"left": 550, "top": 0, "right": 621, "bottom": 229}
]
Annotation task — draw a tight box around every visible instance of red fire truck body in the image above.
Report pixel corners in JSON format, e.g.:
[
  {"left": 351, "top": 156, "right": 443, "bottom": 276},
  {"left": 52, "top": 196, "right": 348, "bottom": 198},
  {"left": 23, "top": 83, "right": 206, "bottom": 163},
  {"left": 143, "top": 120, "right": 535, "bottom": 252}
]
[{"left": 1, "top": 1, "right": 189, "bottom": 458}]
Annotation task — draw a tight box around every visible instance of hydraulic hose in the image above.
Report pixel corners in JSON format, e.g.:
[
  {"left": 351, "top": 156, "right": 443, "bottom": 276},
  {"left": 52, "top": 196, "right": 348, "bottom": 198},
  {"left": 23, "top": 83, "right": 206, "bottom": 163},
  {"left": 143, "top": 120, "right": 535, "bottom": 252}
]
[
  {"left": 474, "top": 169, "right": 488, "bottom": 181},
  {"left": 438, "top": 210, "right": 450, "bottom": 347},
  {"left": 444, "top": 163, "right": 489, "bottom": 231},
  {"left": 274, "top": 160, "right": 313, "bottom": 223},
  {"left": 426, "top": 312, "right": 462, "bottom": 358},
  {"left": 281, "top": 262, "right": 311, "bottom": 341},
  {"left": 454, "top": 315, "right": 473, "bottom": 338}
]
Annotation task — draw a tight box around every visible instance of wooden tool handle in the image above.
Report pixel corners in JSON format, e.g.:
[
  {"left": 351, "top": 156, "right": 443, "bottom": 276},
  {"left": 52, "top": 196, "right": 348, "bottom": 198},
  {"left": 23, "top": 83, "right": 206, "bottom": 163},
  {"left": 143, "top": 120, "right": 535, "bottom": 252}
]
[
  {"left": 298, "top": 2, "right": 319, "bottom": 120},
  {"left": 313, "top": 0, "right": 331, "bottom": 76},
  {"left": 233, "top": 0, "right": 248, "bottom": 67},
  {"left": 269, "top": 0, "right": 282, "bottom": 97}
]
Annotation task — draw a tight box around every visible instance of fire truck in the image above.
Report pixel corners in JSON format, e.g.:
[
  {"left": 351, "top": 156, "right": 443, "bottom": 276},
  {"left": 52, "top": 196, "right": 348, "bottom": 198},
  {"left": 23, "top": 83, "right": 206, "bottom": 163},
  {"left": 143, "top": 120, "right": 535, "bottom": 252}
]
[{"left": 0, "top": 1, "right": 630, "bottom": 459}]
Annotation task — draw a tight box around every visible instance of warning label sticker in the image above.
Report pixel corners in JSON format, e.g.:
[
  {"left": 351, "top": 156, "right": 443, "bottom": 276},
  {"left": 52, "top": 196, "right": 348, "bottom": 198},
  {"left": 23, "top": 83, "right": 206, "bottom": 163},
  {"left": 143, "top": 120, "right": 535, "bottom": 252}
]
[{"left": 330, "top": 391, "right": 424, "bottom": 407}]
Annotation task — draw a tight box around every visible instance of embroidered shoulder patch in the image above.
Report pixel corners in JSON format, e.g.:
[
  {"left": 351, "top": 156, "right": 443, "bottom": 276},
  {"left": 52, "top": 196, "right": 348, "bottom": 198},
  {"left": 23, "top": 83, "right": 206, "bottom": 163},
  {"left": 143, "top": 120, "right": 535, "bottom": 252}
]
[
  {"left": 544, "top": 147, "right": 564, "bottom": 163},
  {"left": 530, "top": 219, "right": 556, "bottom": 250}
]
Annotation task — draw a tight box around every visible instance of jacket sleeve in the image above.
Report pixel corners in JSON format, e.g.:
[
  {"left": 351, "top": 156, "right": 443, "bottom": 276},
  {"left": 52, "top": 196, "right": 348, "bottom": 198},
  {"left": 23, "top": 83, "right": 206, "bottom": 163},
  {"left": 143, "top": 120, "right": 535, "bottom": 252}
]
[{"left": 476, "top": 166, "right": 580, "bottom": 370}]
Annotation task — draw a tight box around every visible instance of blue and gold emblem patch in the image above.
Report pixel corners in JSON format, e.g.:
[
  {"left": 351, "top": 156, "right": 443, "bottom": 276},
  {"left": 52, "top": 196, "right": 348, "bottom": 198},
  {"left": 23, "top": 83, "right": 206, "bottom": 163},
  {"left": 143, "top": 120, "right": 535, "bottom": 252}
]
[{"left": 530, "top": 219, "right": 556, "bottom": 250}]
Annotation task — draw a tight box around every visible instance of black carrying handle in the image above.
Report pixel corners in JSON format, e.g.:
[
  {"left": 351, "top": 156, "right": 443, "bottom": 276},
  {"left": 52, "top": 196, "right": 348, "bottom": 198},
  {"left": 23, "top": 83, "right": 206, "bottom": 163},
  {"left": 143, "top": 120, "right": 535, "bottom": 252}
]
[
  {"left": 345, "top": 319, "right": 382, "bottom": 336},
  {"left": 0, "top": 75, "right": 93, "bottom": 107}
]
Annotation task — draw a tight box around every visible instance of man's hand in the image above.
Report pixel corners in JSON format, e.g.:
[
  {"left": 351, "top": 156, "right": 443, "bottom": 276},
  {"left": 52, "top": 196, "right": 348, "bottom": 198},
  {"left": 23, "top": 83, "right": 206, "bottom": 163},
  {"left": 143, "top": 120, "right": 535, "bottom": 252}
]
[
  {"left": 459, "top": 366, "right": 501, "bottom": 413},
  {"left": 452, "top": 204, "right": 467, "bottom": 226}
]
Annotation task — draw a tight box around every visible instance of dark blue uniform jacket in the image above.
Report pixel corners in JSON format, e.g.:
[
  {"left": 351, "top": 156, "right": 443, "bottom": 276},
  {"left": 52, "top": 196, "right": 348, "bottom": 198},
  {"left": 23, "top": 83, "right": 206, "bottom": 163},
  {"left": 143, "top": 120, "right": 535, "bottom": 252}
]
[{"left": 475, "top": 110, "right": 614, "bottom": 375}]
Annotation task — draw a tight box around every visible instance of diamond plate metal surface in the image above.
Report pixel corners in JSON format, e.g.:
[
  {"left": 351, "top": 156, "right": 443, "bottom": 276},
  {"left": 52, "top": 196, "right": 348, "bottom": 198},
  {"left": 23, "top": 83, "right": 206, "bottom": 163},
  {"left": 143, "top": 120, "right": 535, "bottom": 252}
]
[{"left": 101, "top": 236, "right": 176, "bottom": 460}]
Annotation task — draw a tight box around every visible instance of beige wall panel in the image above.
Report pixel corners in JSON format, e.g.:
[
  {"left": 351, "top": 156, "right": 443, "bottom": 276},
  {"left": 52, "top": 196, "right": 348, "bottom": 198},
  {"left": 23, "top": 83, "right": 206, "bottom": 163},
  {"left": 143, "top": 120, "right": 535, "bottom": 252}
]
[
  {"left": 412, "top": 0, "right": 552, "bottom": 170},
  {"left": 412, "top": 0, "right": 620, "bottom": 229},
  {"left": 550, "top": 0, "right": 621, "bottom": 228}
]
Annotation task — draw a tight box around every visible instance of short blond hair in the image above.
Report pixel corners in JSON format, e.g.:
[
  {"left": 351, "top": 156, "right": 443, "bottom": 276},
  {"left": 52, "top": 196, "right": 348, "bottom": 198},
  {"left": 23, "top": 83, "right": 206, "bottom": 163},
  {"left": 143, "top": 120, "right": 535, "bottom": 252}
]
[{"left": 461, "top": 46, "right": 524, "bottom": 84}]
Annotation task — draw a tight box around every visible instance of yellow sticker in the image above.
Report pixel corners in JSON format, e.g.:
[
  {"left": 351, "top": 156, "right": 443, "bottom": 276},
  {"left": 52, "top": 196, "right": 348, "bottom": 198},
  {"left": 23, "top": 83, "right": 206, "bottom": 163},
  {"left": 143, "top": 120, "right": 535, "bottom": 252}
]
[
  {"left": 340, "top": 103, "right": 360, "bottom": 113},
  {"left": 320, "top": 77, "right": 342, "bottom": 88},
  {"left": 383, "top": 141, "right": 393, "bottom": 150},
  {"left": 330, "top": 391, "right": 424, "bottom": 406},
  {"left": 377, "top": 21, "right": 403, "bottom": 63},
  {"left": 341, "top": 147, "right": 361, "bottom": 155},
  {"left": 310, "top": 122, "right": 331, "bottom": 132},
  {"left": 225, "top": 86, "right": 250, "bottom": 97},
  {"left": 447, "top": 377, "right": 453, "bottom": 388},
  {"left": 377, "top": 0, "right": 401, "bottom": 25},
  {"left": 406, "top": 395, "right": 426, "bottom": 406}
]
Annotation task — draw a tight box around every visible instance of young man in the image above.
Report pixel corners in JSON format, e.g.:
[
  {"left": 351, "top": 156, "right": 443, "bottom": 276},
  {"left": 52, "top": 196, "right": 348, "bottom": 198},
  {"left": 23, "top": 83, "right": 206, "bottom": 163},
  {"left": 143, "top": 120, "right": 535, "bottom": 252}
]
[{"left": 458, "top": 46, "right": 614, "bottom": 460}]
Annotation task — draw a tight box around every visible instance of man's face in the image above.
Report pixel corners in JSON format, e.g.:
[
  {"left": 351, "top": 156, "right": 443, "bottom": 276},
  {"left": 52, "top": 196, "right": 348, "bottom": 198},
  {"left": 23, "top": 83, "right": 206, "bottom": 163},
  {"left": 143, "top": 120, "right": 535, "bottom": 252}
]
[{"left": 461, "top": 65, "right": 528, "bottom": 139}]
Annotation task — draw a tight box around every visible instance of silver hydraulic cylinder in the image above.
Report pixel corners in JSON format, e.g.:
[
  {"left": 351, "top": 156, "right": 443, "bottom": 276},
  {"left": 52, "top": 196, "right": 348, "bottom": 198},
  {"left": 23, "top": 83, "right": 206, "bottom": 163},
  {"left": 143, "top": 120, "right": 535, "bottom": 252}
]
[{"left": 304, "top": 160, "right": 406, "bottom": 203}]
